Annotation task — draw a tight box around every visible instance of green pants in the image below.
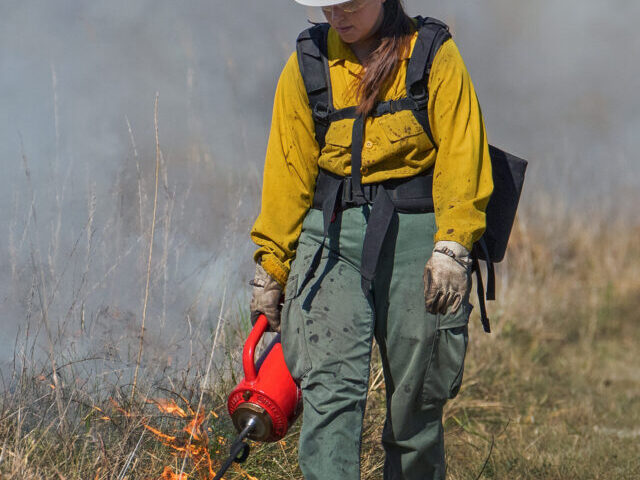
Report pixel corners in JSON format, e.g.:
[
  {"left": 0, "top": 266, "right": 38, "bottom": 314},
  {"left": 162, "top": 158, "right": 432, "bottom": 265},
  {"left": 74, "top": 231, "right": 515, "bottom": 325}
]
[{"left": 281, "top": 207, "right": 471, "bottom": 480}]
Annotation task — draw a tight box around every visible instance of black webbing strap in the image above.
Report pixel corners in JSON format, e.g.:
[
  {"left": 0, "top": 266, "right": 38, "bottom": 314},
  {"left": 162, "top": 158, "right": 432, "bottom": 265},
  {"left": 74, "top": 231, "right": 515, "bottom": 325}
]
[
  {"left": 477, "top": 237, "right": 495, "bottom": 300},
  {"left": 296, "top": 23, "right": 332, "bottom": 150},
  {"left": 371, "top": 97, "right": 420, "bottom": 116},
  {"left": 297, "top": 174, "right": 343, "bottom": 295},
  {"left": 323, "top": 98, "right": 420, "bottom": 124},
  {"left": 471, "top": 256, "right": 491, "bottom": 333},
  {"left": 360, "top": 187, "right": 396, "bottom": 293},
  {"left": 350, "top": 114, "right": 366, "bottom": 201},
  {"left": 405, "top": 17, "right": 451, "bottom": 147}
]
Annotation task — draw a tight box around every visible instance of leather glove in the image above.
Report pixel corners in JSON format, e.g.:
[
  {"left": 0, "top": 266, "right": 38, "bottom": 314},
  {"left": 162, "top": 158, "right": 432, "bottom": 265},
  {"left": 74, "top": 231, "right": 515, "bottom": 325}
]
[
  {"left": 424, "top": 241, "right": 472, "bottom": 315},
  {"left": 250, "top": 262, "right": 284, "bottom": 332}
]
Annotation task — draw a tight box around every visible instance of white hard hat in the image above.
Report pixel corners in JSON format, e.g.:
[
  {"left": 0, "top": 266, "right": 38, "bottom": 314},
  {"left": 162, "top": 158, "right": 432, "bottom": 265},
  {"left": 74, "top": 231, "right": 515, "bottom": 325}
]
[{"left": 294, "top": 0, "right": 346, "bottom": 6}]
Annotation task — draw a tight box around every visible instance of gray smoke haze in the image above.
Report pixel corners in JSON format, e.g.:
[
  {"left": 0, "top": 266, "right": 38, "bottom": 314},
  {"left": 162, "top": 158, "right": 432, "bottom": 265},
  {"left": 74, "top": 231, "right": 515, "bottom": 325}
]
[{"left": 1, "top": 1, "right": 638, "bottom": 370}]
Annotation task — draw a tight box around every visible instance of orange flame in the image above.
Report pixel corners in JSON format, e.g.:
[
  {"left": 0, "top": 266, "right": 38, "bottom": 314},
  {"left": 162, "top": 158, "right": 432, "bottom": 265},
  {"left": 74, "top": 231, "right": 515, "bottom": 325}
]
[
  {"left": 158, "top": 466, "right": 188, "bottom": 480},
  {"left": 143, "top": 403, "right": 215, "bottom": 478},
  {"left": 100, "top": 397, "right": 258, "bottom": 480},
  {"left": 109, "top": 397, "right": 132, "bottom": 417},
  {"left": 150, "top": 398, "right": 191, "bottom": 418}
]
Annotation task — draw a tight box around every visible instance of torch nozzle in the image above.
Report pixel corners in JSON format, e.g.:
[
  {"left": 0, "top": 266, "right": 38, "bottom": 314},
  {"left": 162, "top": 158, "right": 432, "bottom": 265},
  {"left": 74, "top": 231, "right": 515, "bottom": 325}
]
[
  {"left": 238, "top": 415, "right": 258, "bottom": 440},
  {"left": 212, "top": 415, "right": 257, "bottom": 480}
]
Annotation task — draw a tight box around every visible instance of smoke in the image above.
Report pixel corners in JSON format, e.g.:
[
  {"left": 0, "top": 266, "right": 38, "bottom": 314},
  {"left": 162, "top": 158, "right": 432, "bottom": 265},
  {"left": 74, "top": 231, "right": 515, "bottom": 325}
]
[
  {"left": 405, "top": 0, "right": 640, "bottom": 210},
  {"left": 0, "top": 0, "right": 638, "bottom": 368}
]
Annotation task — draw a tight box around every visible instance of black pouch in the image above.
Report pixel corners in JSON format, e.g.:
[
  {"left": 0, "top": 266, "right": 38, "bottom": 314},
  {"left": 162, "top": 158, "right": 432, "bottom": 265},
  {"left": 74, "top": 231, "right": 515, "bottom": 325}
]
[{"left": 473, "top": 145, "right": 528, "bottom": 263}]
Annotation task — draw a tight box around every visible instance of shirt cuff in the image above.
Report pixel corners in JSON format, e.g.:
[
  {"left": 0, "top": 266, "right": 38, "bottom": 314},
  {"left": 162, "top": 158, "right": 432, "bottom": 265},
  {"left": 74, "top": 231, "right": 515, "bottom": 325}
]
[
  {"left": 433, "top": 229, "right": 475, "bottom": 252},
  {"left": 258, "top": 254, "right": 289, "bottom": 288}
]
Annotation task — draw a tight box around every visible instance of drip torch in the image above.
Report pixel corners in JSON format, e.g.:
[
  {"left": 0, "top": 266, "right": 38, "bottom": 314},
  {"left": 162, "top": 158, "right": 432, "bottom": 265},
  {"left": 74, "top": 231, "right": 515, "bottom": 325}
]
[{"left": 213, "top": 314, "right": 302, "bottom": 479}]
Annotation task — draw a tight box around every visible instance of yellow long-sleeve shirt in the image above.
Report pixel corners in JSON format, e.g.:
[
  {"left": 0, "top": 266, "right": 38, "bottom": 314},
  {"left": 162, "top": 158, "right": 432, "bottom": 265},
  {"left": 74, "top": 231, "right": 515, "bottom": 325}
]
[{"left": 251, "top": 26, "right": 493, "bottom": 287}]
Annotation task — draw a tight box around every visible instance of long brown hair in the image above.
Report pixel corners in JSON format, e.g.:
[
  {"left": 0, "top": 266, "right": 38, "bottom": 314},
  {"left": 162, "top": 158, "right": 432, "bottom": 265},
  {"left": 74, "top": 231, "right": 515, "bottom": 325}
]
[{"left": 355, "top": 0, "right": 414, "bottom": 116}]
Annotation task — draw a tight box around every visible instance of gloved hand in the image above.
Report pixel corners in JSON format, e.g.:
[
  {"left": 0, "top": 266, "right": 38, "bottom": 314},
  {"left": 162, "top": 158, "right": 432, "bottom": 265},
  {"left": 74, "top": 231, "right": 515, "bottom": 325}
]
[
  {"left": 250, "top": 262, "right": 284, "bottom": 332},
  {"left": 423, "top": 240, "right": 472, "bottom": 315}
]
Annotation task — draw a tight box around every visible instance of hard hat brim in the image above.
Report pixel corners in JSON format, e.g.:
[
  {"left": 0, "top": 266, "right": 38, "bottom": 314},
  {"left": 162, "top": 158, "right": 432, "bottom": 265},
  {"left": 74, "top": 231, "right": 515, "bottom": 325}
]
[{"left": 293, "top": 0, "right": 347, "bottom": 6}]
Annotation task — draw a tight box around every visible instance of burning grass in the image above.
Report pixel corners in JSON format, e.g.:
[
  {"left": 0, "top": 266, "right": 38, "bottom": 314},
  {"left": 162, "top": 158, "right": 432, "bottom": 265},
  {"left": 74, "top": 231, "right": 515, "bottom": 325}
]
[{"left": 97, "top": 397, "right": 259, "bottom": 479}]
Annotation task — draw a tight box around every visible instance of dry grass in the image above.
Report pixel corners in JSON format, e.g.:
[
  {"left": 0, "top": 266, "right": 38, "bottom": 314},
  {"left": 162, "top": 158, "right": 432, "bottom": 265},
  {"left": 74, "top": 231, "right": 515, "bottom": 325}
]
[
  {"left": 1, "top": 205, "right": 638, "bottom": 479},
  {"left": 440, "top": 211, "right": 640, "bottom": 479}
]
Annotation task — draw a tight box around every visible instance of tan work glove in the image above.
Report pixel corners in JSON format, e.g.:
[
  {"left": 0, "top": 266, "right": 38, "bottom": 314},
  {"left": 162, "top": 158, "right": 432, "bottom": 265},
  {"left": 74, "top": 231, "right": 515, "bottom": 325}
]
[
  {"left": 250, "top": 262, "right": 284, "bottom": 332},
  {"left": 423, "top": 240, "right": 472, "bottom": 315}
]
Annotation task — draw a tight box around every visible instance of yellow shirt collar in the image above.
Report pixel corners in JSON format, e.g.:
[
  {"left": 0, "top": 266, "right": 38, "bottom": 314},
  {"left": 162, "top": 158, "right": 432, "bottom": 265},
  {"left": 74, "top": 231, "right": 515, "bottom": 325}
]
[{"left": 326, "top": 23, "right": 419, "bottom": 75}]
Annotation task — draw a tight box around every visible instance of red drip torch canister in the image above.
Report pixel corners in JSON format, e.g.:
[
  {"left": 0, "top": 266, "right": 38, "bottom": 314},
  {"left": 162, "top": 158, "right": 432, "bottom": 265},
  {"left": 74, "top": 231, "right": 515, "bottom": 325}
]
[{"left": 227, "top": 314, "right": 302, "bottom": 442}]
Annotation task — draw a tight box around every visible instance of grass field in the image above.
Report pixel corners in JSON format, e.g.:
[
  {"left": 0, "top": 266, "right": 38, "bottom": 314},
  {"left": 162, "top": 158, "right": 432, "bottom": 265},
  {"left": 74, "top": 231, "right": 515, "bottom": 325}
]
[
  {"left": 2, "top": 2, "right": 639, "bottom": 477},
  {"left": 1, "top": 201, "right": 638, "bottom": 480}
]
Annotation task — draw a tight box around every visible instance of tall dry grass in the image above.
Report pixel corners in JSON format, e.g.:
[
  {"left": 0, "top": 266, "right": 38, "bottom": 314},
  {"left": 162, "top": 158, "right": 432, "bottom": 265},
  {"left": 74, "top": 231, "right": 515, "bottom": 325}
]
[{"left": 1, "top": 198, "right": 638, "bottom": 479}]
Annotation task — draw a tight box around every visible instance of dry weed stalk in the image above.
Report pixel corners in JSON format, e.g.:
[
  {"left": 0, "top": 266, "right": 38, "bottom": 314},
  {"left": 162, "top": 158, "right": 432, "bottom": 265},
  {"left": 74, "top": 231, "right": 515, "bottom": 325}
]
[{"left": 132, "top": 92, "right": 162, "bottom": 402}]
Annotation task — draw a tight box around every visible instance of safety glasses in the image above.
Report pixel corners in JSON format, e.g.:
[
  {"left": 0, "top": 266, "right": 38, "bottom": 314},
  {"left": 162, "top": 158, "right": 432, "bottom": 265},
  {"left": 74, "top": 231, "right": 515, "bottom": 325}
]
[{"left": 321, "top": 0, "right": 371, "bottom": 15}]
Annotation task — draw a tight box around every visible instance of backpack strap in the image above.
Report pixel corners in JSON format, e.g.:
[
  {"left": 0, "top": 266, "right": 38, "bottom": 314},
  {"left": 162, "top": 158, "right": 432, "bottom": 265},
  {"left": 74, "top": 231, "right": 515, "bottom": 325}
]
[
  {"left": 296, "top": 23, "right": 332, "bottom": 150},
  {"left": 406, "top": 16, "right": 452, "bottom": 147}
]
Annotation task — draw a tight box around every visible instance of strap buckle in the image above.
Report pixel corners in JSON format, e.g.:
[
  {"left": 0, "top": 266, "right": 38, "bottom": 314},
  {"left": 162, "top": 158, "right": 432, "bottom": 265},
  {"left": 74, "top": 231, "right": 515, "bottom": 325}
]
[
  {"left": 312, "top": 102, "right": 331, "bottom": 125},
  {"left": 362, "top": 184, "right": 379, "bottom": 203},
  {"left": 376, "top": 100, "right": 396, "bottom": 116},
  {"left": 408, "top": 84, "right": 429, "bottom": 110},
  {"left": 342, "top": 177, "right": 377, "bottom": 206},
  {"left": 343, "top": 177, "right": 353, "bottom": 203}
]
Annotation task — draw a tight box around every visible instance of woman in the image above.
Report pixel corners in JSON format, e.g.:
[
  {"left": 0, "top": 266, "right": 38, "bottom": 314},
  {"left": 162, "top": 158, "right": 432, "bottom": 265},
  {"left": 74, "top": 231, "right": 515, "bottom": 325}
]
[{"left": 250, "top": 0, "right": 493, "bottom": 478}]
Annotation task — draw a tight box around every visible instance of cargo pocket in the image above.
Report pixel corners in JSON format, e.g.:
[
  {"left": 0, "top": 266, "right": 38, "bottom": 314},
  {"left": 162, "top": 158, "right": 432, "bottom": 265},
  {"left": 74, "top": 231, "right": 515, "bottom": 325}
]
[
  {"left": 280, "top": 273, "right": 312, "bottom": 382},
  {"left": 420, "top": 302, "right": 472, "bottom": 403}
]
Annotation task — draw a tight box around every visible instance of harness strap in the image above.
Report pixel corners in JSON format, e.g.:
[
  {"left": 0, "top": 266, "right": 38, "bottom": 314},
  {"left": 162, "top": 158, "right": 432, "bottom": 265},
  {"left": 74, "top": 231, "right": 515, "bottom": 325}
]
[
  {"left": 298, "top": 172, "right": 343, "bottom": 296},
  {"left": 350, "top": 114, "right": 366, "bottom": 201},
  {"left": 305, "top": 169, "right": 434, "bottom": 298},
  {"left": 307, "top": 170, "right": 492, "bottom": 332},
  {"left": 323, "top": 97, "right": 424, "bottom": 124},
  {"left": 360, "top": 187, "right": 395, "bottom": 293},
  {"left": 296, "top": 23, "right": 332, "bottom": 150},
  {"left": 406, "top": 17, "right": 451, "bottom": 146},
  {"left": 472, "top": 256, "right": 491, "bottom": 333},
  {"left": 477, "top": 237, "right": 496, "bottom": 300},
  {"left": 312, "top": 169, "right": 435, "bottom": 211}
]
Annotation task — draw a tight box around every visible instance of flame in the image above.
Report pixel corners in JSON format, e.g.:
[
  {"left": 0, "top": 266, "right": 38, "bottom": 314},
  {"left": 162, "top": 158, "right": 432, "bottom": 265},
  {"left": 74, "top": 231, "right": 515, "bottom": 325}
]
[
  {"left": 109, "top": 397, "right": 132, "bottom": 417},
  {"left": 144, "top": 424, "right": 179, "bottom": 445},
  {"left": 99, "top": 397, "right": 259, "bottom": 480},
  {"left": 239, "top": 470, "right": 260, "bottom": 480},
  {"left": 143, "top": 405, "right": 216, "bottom": 478},
  {"left": 158, "top": 466, "right": 188, "bottom": 480},
  {"left": 151, "top": 398, "right": 190, "bottom": 418}
]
